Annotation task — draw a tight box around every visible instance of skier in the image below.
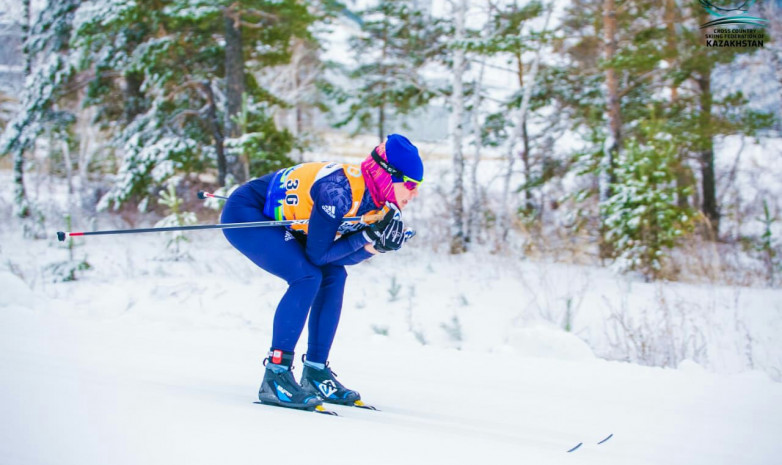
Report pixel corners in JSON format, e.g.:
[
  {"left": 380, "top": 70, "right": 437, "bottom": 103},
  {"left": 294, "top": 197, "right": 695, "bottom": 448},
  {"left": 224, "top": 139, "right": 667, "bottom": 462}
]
[{"left": 221, "top": 134, "right": 423, "bottom": 411}]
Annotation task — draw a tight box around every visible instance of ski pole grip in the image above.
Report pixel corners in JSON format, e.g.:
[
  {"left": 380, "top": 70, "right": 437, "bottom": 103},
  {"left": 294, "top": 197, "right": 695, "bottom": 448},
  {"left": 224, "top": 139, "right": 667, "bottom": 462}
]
[
  {"left": 57, "top": 231, "right": 66, "bottom": 242},
  {"left": 361, "top": 211, "right": 386, "bottom": 224},
  {"left": 197, "top": 191, "right": 207, "bottom": 200}
]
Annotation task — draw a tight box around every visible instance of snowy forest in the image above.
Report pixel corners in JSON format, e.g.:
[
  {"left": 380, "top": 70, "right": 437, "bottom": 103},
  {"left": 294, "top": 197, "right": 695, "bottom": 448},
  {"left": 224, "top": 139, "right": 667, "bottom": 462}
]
[
  {"left": 2, "top": 0, "right": 781, "bottom": 280},
  {"left": 1, "top": 1, "right": 782, "bottom": 464}
]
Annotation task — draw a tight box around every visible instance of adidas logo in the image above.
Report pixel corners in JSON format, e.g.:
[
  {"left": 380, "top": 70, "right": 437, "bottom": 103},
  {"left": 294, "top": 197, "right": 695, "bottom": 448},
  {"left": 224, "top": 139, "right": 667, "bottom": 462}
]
[
  {"left": 322, "top": 204, "right": 336, "bottom": 218},
  {"left": 284, "top": 231, "right": 295, "bottom": 242}
]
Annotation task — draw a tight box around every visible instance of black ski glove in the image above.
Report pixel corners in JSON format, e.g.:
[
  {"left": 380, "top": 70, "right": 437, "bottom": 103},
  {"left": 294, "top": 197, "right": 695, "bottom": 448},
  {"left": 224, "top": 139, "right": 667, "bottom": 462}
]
[
  {"left": 363, "top": 207, "right": 405, "bottom": 253},
  {"left": 373, "top": 218, "right": 405, "bottom": 253}
]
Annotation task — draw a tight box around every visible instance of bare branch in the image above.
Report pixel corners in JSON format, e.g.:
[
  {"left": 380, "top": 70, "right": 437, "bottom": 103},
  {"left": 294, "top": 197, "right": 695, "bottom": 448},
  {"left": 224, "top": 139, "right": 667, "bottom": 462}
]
[
  {"left": 223, "top": 2, "right": 241, "bottom": 29},
  {"left": 222, "top": 2, "right": 279, "bottom": 29},
  {"left": 242, "top": 7, "right": 279, "bottom": 22},
  {"left": 167, "top": 80, "right": 209, "bottom": 101},
  {"left": 168, "top": 105, "right": 209, "bottom": 127},
  {"left": 239, "top": 20, "right": 273, "bottom": 29},
  {"left": 618, "top": 68, "right": 664, "bottom": 99},
  {"left": 59, "top": 70, "right": 124, "bottom": 95}
]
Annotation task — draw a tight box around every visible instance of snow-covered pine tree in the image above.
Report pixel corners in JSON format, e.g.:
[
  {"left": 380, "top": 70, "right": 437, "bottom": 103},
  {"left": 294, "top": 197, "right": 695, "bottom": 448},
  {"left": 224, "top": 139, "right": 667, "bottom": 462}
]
[
  {"left": 1, "top": 0, "right": 80, "bottom": 219},
  {"left": 673, "top": 1, "right": 775, "bottom": 238},
  {"left": 601, "top": 117, "right": 695, "bottom": 280},
  {"left": 543, "top": 0, "right": 772, "bottom": 258},
  {"left": 336, "top": 0, "right": 445, "bottom": 142},
  {"left": 72, "top": 0, "right": 312, "bottom": 210}
]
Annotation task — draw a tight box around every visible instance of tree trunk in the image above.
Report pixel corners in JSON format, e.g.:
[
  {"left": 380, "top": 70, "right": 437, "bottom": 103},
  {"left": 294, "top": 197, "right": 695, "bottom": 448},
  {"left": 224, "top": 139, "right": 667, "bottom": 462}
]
[
  {"left": 378, "top": 103, "right": 385, "bottom": 143},
  {"left": 123, "top": 70, "right": 145, "bottom": 123},
  {"left": 203, "top": 80, "right": 227, "bottom": 188},
  {"left": 78, "top": 107, "right": 96, "bottom": 214},
  {"left": 665, "top": 0, "right": 691, "bottom": 209},
  {"left": 449, "top": 0, "right": 467, "bottom": 255},
  {"left": 697, "top": 72, "right": 719, "bottom": 237},
  {"left": 664, "top": 0, "right": 678, "bottom": 102},
  {"left": 62, "top": 138, "right": 74, "bottom": 211},
  {"left": 14, "top": 0, "right": 32, "bottom": 218},
  {"left": 467, "top": 58, "right": 486, "bottom": 245},
  {"left": 378, "top": 19, "right": 389, "bottom": 144},
  {"left": 224, "top": 11, "right": 247, "bottom": 185},
  {"left": 602, "top": 0, "right": 620, "bottom": 201},
  {"left": 496, "top": 5, "right": 551, "bottom": 248},
  {"left": 600, "top": 0, "right": 621, "bottom": 259},
  {"left": 516, "top": 51, "right": 533, "bottom": 213}
]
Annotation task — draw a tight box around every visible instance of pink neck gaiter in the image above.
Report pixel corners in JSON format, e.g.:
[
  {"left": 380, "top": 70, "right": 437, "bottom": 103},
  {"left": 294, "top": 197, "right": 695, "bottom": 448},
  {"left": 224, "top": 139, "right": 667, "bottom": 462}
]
[{"left": 360, "top": 142, "right": 397, "bottom": 208}]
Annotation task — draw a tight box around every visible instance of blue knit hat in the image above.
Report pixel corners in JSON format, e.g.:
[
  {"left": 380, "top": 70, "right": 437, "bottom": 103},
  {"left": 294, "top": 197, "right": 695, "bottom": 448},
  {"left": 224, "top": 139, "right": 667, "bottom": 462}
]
[{"left": 385, "top": 134, "right": 423, "bottom": 183}]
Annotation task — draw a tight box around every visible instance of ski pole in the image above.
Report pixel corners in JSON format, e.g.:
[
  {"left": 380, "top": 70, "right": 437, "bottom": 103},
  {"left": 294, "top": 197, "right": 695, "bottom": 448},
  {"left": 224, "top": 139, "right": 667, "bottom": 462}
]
[
  {"left": 57, "top": 217, "right": 416, "bottom": 242},
  {"left": 56, "top": 212, "right": 387, "bottom": 242},
  {"left": 57, "top": 218, "right": 416, "bottom": 242},
  {"left": 198, "top": 191, "right": 228, "bottom": 200}
]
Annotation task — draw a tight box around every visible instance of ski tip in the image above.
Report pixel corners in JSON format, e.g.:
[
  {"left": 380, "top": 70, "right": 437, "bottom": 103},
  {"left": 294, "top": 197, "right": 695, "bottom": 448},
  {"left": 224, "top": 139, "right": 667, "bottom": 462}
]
[
  {"left": 56, "top": 231, "right": 66, "bottom": 242},
  {"left": 566, "top": 443, "right": 583, "bottom": 453},
  {"left": 353, "top": 400, "right": 378, "bottom": 410},
  {"left": 597, "top": 433, "right": 613, "bottom": 445},
  {"left": 315, "top": 405, "right": 339, "bottom": 416}
]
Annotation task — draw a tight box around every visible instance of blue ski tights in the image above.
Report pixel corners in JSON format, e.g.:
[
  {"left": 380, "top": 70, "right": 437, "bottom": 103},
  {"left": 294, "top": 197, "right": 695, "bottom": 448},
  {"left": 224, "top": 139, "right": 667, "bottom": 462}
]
[{"left": 221, "top": 182, "right": 346, "bottom": 364}]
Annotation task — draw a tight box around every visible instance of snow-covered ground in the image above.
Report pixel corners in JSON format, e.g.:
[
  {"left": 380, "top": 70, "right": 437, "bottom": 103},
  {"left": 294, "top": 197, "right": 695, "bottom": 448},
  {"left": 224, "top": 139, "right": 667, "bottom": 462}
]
[
  {"left": 1, "top": 191, "right": 781, "bottom": 464},
  {"left": 0, "top": 266, "right": 782, "bottom": 465},
  {"left": 2, "top": 265, "right": 781, "bottom": 465}
]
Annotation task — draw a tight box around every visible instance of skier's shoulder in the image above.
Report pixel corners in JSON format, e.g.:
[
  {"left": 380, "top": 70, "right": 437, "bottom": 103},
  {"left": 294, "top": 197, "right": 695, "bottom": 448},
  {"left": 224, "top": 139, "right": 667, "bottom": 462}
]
[{"left": 312, "top": 165, "right": 353, "bottom": 218}]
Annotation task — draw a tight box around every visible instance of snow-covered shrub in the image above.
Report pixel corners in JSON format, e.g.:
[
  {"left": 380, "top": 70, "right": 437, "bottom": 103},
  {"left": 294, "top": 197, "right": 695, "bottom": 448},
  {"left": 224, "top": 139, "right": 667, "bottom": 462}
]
[
  {"left": 440, "top": 315, "right": 463, "bottom": 349},
  {"left": 45, "top": 259, "right": 91, "bottom": 283},
  {"left": 20, "top": 203, "right": 48, "bottom": 240},
  {"left": 387, "top": 275, "right": 401, "bottom": 302},
  {"left": 601, "top": 120, "right": 696, "bottom": 280},
  {"left": 755, "top": 200, "right": 780, "bottom": 287},
  {"left": 602, "top": 286, "right": 708, "bottom": 369},
  {"left": 154, "top": 179, "right": 196, "bottom": 261},
  {"left": 371, "top": 324, "right": 389, "bottom": 336},
  {"left": 405, "top": 284, "right": 427, "bottom": 345},
  {"left": 45, "top": 214, "right": 91, "bottom": 282}
]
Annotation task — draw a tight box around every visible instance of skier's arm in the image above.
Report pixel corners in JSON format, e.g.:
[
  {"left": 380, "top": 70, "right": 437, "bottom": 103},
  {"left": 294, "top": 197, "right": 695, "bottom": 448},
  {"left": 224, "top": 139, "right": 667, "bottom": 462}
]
[
  {"left": 329, "top": 246, "right": 375, "bottom": 266},
  {"left": 305, "top": 181, "right": 370, "bottom": 266}
]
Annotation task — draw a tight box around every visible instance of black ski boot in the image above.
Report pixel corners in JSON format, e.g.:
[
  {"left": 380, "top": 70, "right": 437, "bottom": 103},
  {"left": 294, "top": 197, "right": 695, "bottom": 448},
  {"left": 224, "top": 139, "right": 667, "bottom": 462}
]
[
  {"left": 258, "top": 350, "right": 322, "bottom": 410},
  {"left": 300, "top": 359, "right": 361, "bottom": 405}
]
